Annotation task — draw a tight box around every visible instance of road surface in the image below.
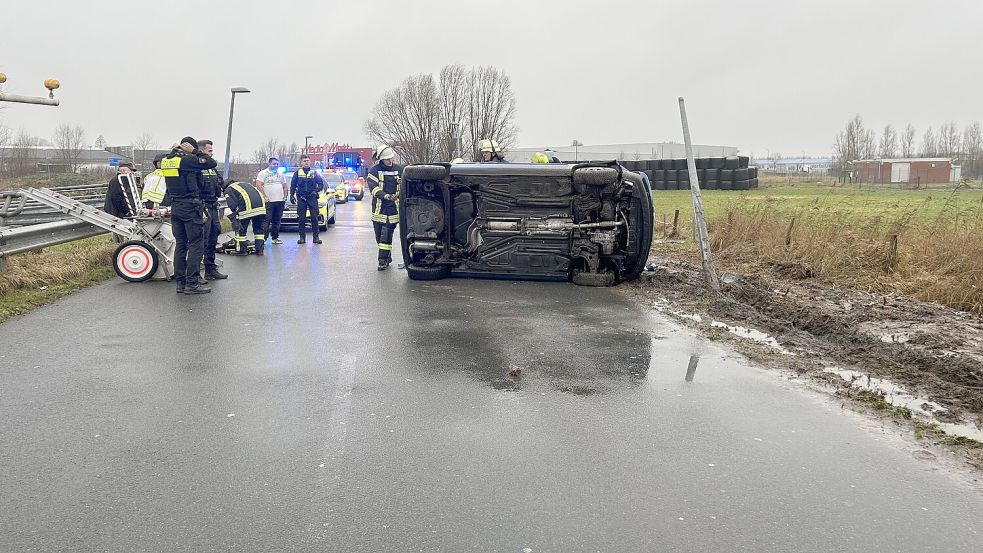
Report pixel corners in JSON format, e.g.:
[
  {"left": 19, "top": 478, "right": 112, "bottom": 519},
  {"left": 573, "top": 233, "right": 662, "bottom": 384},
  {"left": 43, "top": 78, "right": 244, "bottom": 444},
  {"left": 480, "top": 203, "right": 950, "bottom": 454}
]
[{"left": 2, "top": 198, "right": 981, "bottom": 552}]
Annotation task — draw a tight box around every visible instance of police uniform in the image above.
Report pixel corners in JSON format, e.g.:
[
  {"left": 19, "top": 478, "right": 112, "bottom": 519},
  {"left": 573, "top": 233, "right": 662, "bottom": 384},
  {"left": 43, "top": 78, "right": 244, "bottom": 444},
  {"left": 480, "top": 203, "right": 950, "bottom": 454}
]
[
  {"left": 366, "top": 161, "right": 403, "bottom": 268},
  {"left": 290, "top": 167, "right": 324, "bottom": 243},
  {"left": 160, "top": 142, "right": 217, "bottom": 293},
  {"left": 224, "top": 182, "right": 267, "bottom": 255},
  {"left": 200, "top": 167, "right": 226, "bottom": 276}
]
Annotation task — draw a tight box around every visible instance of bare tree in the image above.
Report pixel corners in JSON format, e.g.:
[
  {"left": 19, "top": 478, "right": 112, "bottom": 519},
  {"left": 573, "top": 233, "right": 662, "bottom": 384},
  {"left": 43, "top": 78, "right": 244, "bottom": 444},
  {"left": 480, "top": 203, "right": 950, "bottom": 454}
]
[
  {"left": 133, "top": 132, "right": 158, "bottom": 150},
  {"left": 879, "top": 124, "right": 897, "bottom": 158},
  {"left": 833, "top": 114, "right": 868, "bottom": 169},
  {"left": 901, "top": 124, "right": 916, "bottom": 158},
  {"left": 9, "top": 128, "right": 41, "bottom": 176},
  {"left": 53, "top": 123, "right": 87, "bottom": 173},
  {"left": 252, "top": 137, "right": 281, "bottom": 164},
  {"left": 860, "top": 128, "right": 877, "bottom": 159},
  {"left": 921, "top": 127, "right": 937, "bottom": 157},
  {"left": 94, "top": 135, "right": 107, "bottom": 149},
  {"left": 962, "top": 122, "right": 983, "bottom": 179},
  {"left": 937, "top": 122, "right": 961, "bottom": 158},
  {"left": 0, "top": 123, "right": 11, "bottom": 175},
  {"left": 364, "top": 65, "right": 519, "bottom": 164}
]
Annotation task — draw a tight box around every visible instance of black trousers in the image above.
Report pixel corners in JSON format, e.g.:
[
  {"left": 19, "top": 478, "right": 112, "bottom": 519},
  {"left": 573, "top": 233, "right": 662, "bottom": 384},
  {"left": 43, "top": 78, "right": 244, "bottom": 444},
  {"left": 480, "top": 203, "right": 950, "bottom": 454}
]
[
  {"left": 202, "top": 203, "right": 221, "bottom": 270},
  {"left": 237, "top": 216, "right": 265, "bottom": 251},
  {"left": 265, "top": 201, "right": 285, "bottom": 240},
  {"left": 296, "top": 193, "right": 319, "bottom": 238},
  {"left": 171, "top": 200, "right": 204, "bottom": 283},
  {"left": 373, "top": 221, "right": 397, "bottom": 262}
]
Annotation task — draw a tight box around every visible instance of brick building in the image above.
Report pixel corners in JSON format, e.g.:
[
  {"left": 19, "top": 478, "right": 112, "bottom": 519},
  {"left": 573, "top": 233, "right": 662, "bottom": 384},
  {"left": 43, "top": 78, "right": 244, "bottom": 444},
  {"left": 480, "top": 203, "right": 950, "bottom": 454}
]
[{"left": 851, "top": 158, "right": 960, "bottom": 185}]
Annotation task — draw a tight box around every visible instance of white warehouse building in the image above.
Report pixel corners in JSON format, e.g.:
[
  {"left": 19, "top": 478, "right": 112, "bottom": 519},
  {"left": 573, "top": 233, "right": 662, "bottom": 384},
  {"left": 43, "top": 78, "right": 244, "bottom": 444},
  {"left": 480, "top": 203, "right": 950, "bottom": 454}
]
[{"left": 504, "top": 142, "right": 739, "bottom": 163}]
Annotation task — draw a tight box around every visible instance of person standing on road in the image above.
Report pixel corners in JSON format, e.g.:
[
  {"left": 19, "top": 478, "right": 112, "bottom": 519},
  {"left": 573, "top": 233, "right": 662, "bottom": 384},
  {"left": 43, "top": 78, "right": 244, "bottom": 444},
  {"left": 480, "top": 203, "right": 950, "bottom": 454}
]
[
  {"left": 160, "top": 136, "right": 216, "bottom": 295},
  {"left": 479, "top": 139, "right": 507, "bottom": 163},
  {"left": 197, "top": 140, "right": 228, "bottom": 281},
  {"left": 366, "top": 145, "right": 403, "bottom": 271},
  {"left": 224, "top": 180, "right": 267, "bottom": 256},
  {"left": 290, "top": 154, "right": 325, "bottom": 245},
  {"left": 141, "top": 154, "right": 168, "bottom": 209},
  {"left": 103, "top": 161, "right": 140, "bottom": 218},
  {"left": 256, "top": 157, "right": 288, "bottom": 245}
]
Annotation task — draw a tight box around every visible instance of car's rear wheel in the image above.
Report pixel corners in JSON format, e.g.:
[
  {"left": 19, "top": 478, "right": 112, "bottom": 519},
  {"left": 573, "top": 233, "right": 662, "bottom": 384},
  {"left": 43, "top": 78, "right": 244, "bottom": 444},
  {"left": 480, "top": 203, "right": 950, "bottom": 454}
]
[
  {"left": 404, "top": 165, "right": 449, "bottom": 181},
  {"left": 572, "top": 167, "right": 619, "bottom": 186},
  {"left": 406, "top": 263, "right": 451, "bottom": 281},
  {"left": 571, "top": 269, "right": 617, "bottom": 287}
]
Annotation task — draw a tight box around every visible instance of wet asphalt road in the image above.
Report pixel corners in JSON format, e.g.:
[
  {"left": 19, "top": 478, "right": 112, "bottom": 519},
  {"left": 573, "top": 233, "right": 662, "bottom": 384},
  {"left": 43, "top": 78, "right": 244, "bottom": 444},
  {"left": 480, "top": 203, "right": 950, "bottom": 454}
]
[{"left": 2, "top": 199, "right": 983, "bottom": 552}]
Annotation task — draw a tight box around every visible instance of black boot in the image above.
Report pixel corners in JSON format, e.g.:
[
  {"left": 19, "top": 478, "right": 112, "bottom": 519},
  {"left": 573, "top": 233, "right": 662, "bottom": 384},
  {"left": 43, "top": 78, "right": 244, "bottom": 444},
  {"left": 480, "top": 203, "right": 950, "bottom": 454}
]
[
  {"left": 377, "top": 260, "right": 388, "bottom": 271},
  {"left": 205, "top": 268, "right": 228, "bottom": 280},
  {"left": 313, "top": 235, "right": 322, "bottom": 244},
  {"left": 175, "top": 279, "right": 186, "bottom": 294},
  {"left": 183, "top": 277, "right": 212, "bottom": 295},
  {"left": 297, "top": 234, "right": 306, "bottom": 244},
  {"left": 254, "top": 239, "right": 265, "bottom": 256},
  {"left": 230, "top": 240, "right": 249, "bottom": 256}
]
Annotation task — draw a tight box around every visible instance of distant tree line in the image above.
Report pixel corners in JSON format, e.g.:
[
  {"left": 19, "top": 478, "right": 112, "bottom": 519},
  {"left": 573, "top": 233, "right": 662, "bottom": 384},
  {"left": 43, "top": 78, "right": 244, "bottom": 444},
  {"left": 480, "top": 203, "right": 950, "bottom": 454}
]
[{"left": 833, "top": 115, "right": 983, "bottom": 178}]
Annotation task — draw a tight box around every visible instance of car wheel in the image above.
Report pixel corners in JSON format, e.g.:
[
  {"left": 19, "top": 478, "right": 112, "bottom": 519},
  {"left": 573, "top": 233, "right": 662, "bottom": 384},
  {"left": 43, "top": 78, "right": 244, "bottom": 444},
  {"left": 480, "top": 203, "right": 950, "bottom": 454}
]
[
  {"left": 572, "top": 167, "right": 619, "bottom": 186},
  {"left": 406, "top": 263, "right": 451, "bottom": 281},
  {"left": 113, "top": 241, "right": 159, "bottom": 282},
  {"left": 328, "top": 213, "right": 336, "bottom": 225},
  {"left": 404, "top": 165, "right": 449, "bottom": 181}
]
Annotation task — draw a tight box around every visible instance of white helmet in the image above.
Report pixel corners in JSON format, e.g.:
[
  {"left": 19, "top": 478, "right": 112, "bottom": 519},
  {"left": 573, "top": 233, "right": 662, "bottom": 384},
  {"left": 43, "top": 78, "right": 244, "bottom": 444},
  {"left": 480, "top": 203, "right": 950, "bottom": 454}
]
[
  {"left": 479, "top": 139, "right": 500, "bottom": 154},
  {"left": 374, "top": 145, "right": 396, "bottom": 161},
  {"left": 450, "top": 157, "right": 464, "bottom": 164}
]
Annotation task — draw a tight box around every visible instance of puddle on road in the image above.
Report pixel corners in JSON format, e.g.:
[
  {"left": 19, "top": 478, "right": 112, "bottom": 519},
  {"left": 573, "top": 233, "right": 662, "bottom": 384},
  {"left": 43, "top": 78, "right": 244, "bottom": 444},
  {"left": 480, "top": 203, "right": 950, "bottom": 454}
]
[
  {"left": 652, "top": 298, "right": 791, "bottom": 355},
  {"left": 823, "top": 366, "right": 983, "bottom": 442}
]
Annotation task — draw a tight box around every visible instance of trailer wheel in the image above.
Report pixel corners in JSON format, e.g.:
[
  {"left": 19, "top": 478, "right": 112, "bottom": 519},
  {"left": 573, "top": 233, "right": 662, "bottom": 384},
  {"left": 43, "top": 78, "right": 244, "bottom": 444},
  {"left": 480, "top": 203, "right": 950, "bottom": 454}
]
[{"left": 113, "top": 241, "right": 159, "bottom": 282}]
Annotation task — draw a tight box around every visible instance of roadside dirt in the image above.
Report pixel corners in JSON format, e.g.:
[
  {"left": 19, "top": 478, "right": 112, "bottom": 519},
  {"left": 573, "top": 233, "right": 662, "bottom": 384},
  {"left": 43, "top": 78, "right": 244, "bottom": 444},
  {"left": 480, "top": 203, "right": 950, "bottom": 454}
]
[{"left": 622, "top": 254, "right": 983, "bottom": 470}]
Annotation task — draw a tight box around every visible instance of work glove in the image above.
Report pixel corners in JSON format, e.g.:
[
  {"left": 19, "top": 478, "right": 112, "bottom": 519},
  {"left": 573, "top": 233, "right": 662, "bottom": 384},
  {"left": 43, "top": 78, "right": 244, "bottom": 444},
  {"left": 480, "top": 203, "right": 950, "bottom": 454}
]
[{"left": 290, "top": 195, "right": 296, "bottom": 204}]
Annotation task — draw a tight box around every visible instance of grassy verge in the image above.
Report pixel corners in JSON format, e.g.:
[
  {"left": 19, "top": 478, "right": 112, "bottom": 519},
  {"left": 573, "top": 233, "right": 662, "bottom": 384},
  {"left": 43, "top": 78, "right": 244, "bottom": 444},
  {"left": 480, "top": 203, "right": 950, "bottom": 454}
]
[
  {"left": 652, "top": 181, "right": 983, "bottom": 315},
  {"left": 0, "top": 235, "right": 116, "bottom": 323}
]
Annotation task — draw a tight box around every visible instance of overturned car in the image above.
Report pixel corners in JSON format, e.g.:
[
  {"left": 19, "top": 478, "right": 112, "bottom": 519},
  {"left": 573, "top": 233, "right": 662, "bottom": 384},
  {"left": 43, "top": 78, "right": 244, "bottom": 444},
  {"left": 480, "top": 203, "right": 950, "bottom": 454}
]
[{"left": 398, "top": 161, "right": 654, "bottom": 285}]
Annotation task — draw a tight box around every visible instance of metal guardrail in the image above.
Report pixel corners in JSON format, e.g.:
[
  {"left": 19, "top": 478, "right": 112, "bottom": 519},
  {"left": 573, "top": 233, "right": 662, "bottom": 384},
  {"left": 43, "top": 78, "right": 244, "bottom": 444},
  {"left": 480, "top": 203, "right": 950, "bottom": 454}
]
[
  {"left": 0, "top": 219, "right": 108, "bottom": 271},
  {"left": 0, "top": 183, "right": 108, "bottom": 227}
]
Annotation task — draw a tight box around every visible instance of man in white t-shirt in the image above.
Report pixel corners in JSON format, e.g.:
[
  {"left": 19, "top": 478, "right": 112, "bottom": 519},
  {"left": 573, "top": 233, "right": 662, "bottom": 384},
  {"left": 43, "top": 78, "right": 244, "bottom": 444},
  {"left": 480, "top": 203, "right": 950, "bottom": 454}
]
[{"left": 255, "top": 157, "right": 289, "bottom": 244}]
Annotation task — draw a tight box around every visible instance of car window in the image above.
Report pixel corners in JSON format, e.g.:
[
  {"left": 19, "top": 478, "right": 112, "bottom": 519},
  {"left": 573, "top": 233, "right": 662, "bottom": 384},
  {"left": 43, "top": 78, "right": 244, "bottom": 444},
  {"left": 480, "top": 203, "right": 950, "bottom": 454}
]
[{"left": 324, "top": 174, "right": 344, "bottom": 184}]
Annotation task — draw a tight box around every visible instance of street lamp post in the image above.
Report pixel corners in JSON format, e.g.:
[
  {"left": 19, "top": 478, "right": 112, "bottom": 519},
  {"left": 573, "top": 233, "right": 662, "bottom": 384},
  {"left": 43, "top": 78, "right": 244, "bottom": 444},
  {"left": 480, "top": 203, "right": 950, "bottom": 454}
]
[{"left": 223, "top": 87, "right": 250, "bottom": 180}]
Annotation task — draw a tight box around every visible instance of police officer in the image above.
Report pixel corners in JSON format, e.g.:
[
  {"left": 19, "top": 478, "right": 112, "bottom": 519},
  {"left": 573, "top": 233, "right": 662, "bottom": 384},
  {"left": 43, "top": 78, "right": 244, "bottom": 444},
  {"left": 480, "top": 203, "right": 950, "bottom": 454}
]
[
  {"left": 160, "top": 136, "right": 217, "bottom": 295},
  {"left": 197, "top": 139, "right": 228, "bottom": 280},
  {"left": 479, "top": 139, "right": 506, "bottom": 162},
  {"left": 224, "top": 180, "right": 267, "bottom": 256},
  {"left": 366, "top": 145, "right": 403, "bottom": 270},
  {"left": 290, "top": 154, "right": 325, "bottom": 244}
]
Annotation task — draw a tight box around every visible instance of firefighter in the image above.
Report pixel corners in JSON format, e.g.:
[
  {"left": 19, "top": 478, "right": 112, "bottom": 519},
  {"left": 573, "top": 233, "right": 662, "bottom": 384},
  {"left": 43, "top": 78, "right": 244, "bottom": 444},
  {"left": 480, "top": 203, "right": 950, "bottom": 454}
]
[
  {"left": 197, "top": 140, "right": 227, "bottom": 280},
  {"left": 224, "top": 180, "right": 267, "bottom": 256},
  {"left": 141, "top": 154, "right": 167, "bottom": 209},
  {"left": 366, "top": 145, "right": 403, "bottom": 270},
  {"left": 289, "top": 154, "right": 325, "bottom": 244},
  {"left": 160, "top": 136, "right": 217, "bottom": 295},
  {"left": 479, "top": 139, "right": 506, "bottom": 162},
  {"left": 531, "top": 152, "right": 550, "bottom": 164}
]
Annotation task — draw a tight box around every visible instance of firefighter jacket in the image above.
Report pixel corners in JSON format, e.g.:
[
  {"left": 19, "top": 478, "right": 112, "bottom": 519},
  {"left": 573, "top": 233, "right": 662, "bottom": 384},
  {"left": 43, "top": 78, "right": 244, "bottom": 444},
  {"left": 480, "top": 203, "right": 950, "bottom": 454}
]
[
  {"left": 290, "top": 168, "right": 324, "bottom": 198},
  {"left": 367, "top": 162, "right": 403, "bottom": 224},
  {"left": 200, "top": 168, "right": 224, "bottom": 204},
  {"left": 160, "top": 149, "right": 217, "bottom": 201},
  {"left": 141, "top": 169, "right": 167, "bottom": 206},
  {"left": 225, "top": 182, "right": 267, "bottom": 220}
]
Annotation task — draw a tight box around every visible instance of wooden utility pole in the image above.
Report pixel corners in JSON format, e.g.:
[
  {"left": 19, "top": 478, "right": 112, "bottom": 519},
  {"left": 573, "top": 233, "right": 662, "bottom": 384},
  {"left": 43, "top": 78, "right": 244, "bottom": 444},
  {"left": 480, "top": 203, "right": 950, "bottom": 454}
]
[{"left": 678, "top": 97, "right": 721, "bottom": 293}]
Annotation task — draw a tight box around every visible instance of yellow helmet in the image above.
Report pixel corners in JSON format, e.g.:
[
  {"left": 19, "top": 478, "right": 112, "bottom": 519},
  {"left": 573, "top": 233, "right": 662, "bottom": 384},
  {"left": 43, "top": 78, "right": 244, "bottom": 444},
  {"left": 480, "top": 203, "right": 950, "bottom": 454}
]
[
  {"left": 531, "top": 152, "right": 550, "bottom": 164},
  {"left": 479, "top": 139, "right": 501, "bottom": 154},
  {"left": 374, "top": 145, "right": 396, "bottom": 161}
]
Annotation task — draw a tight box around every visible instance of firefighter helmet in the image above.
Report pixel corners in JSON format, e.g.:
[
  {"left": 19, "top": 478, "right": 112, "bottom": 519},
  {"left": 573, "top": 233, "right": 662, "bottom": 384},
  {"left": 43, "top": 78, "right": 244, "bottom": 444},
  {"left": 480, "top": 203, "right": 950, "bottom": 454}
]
[
  {"left": 479, "top": 139, "right": 500, "bottom": 154},
  {"left": 374, "top": 145, "right": 396, "bottom": 161},
  {"left": 531, "top": 152, "right": 550, "bottom": 164}
]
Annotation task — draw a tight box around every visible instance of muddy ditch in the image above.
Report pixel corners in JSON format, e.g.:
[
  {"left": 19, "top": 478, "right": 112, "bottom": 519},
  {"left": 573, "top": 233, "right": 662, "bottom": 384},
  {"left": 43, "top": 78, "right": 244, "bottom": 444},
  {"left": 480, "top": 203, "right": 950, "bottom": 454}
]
[{"left": 621, "top": 256, "right": 983, "bottom": 468}]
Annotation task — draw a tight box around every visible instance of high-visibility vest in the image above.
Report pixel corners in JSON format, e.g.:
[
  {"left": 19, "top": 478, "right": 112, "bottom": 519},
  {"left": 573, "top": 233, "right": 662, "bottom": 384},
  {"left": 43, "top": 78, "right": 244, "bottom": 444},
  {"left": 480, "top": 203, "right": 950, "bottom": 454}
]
[
  {"left": 160, "top": 155, "right": 181, "bottom": 177},
  {"left": 142, "top": 170, "right": 167, "bottom": 204},
  {"left": 229, "top": 182, "right": 266, "bottom": 219}
]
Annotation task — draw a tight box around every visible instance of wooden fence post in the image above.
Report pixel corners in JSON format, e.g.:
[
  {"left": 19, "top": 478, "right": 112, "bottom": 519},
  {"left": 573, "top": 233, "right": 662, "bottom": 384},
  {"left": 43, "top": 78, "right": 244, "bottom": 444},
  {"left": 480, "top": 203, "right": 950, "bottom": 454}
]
[{"left": 785, "top": 217, "right": 796, "bottom": 247}]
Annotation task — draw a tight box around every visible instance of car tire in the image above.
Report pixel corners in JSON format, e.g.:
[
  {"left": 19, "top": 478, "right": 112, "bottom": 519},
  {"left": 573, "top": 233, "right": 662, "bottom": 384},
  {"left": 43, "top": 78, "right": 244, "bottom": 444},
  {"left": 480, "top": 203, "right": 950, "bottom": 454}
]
[
  {"left": 571, "top": 270, "right": 617, "bottom": 287},
  {"left": 573, "top": 166, "right": 619, "bottom": 186},
  {"left": 328, "top": 213, "right": 336, "bottom": 225},
  {"left": 732, "top": 168, "right": 750, "bottom": 181},
  {"left": 404, "top": 164, "right": 449, "bottom": 181},
  {"left": 724, "top": 156, "right": 740, "bottom": 169},
  {"left": 113, "top": 241, "right": 159, "bottom": 283},
  {"left": 406, "top": 263, "right": 451, "bottom": 281}
]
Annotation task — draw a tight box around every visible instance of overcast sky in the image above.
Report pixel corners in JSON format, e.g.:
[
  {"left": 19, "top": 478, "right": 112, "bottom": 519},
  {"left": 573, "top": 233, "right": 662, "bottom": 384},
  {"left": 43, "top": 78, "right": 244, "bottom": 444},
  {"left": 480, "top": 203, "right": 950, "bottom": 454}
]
[{"left": 2, "top": 0, "right": 981, "bottom": 160}]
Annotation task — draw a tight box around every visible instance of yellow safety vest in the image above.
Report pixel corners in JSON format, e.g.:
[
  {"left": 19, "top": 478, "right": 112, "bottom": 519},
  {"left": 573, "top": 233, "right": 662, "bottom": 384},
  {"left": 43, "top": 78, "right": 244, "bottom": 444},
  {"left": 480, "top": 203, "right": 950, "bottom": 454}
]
[
  {"left": 160, "top": 155, "right": 181, "bottom": 177},
  {"left": 229, "top": 183, "right": 266, "bottom": 219},
  {"left": 142, "top": 170, "right": 167, "bottom": 204}
]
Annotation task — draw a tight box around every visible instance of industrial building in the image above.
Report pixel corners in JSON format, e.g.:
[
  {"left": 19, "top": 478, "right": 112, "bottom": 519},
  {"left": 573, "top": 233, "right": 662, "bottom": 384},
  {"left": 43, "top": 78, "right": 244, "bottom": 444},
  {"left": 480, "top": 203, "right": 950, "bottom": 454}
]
[
  {"left": 851, "top": 158, "right": 960, "bottom": 185},
  {"left": 505, "top": 142, "right": 738, "bottom": 163}
]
